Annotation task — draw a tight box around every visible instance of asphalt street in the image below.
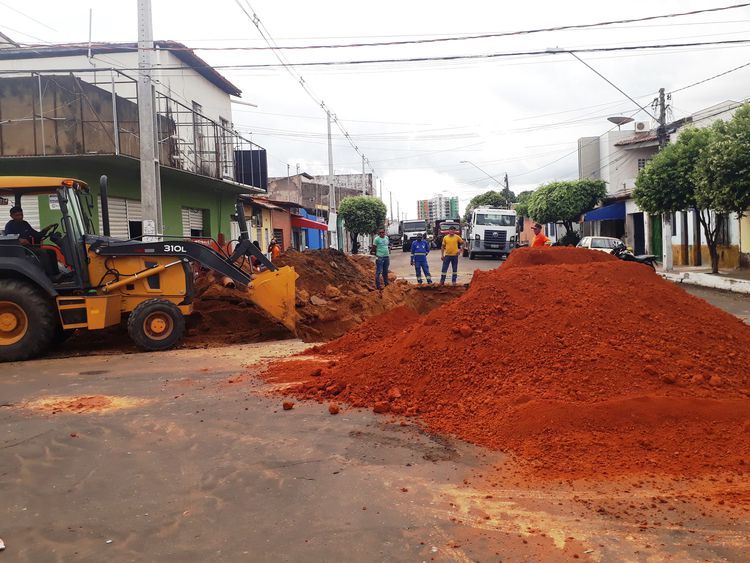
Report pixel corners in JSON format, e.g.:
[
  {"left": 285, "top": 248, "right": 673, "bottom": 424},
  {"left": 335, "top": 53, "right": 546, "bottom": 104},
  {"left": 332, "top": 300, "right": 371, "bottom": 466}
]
[{"left": 2, "top": 341, "right": 749, "bottom": 561}]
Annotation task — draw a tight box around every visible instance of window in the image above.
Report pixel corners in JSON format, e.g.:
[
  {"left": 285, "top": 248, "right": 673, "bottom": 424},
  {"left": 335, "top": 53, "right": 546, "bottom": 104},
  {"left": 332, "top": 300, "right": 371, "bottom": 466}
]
[
  {"left": 219, "top": 117, "right": 232, "bottom": 177},
  {"left": 716, "top": 212, "right": 731, "bottom": 246},
  {"left": 273, "top": 228, "right": 284, "bottom": 248},
  {"left": 192, "top": 101, "right": 204, "bottom": 171},
  {"left": 638, "top": 158, "right": 652, "bottom": 171},
  {"left": 475, "top": 213, "right": 515, "bottom": 226},
  {"left": 591, "top": 238, "right": 611, "bottom": 249}
]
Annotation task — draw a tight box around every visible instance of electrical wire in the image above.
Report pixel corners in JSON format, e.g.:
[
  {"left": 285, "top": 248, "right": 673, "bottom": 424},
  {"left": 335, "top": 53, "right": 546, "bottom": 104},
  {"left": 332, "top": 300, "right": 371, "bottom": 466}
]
[
  {"left": 233, "top": 0, "right": 379, "bottom": 184},
  {"left": 85, "top": 3, "right": 750, "bottom": 53}
]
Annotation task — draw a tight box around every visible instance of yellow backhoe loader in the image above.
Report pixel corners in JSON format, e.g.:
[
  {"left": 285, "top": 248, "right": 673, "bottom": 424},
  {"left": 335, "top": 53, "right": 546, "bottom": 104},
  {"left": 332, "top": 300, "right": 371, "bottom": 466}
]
[{"left": 0, "top": 176, "right": 297, "bottom": 361}]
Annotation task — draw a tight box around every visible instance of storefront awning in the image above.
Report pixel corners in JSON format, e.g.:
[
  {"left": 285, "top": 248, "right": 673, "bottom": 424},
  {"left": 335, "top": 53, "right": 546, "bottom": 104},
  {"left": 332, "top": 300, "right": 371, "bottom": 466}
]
[
  {"left": 291, "top": 215, "right": 328, "bottom": 230},
  {"left": 584, "top": 201, "right": 625, "bottom": 222}
]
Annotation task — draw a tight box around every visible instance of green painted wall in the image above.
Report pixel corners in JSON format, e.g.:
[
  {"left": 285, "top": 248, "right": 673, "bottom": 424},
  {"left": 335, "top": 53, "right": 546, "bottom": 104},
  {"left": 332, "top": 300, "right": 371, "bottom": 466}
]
[{"left": 2, "top": 158, "right": 241, "bottom": 240}]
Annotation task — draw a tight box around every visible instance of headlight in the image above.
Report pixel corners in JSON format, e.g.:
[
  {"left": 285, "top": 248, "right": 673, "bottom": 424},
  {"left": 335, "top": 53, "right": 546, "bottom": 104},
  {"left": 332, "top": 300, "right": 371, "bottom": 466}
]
[{"left": 475, "top": 234, "right": 480, "bottom": 241}]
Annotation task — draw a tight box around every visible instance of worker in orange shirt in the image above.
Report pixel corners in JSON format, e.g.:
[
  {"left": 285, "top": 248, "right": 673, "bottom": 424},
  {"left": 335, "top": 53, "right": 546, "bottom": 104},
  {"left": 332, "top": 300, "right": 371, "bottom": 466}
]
[
  {"left": 268, "top": 238, "right": 281, "bottom": 262},
  {"left": 530, "top": 223, "right": 552, "bottom": 247}
]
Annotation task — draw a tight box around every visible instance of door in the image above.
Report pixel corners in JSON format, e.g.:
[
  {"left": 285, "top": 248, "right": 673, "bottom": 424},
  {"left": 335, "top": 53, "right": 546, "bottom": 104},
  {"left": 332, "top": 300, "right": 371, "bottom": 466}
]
[
  {"left": 632, "top": 213, "right": 645, "bottom": 255},
  {"left": 651, "top": 215, "right": 662, "bottom": 259},
  {"left": 681, "top": 211, "right": 689, "bottom": 265}
]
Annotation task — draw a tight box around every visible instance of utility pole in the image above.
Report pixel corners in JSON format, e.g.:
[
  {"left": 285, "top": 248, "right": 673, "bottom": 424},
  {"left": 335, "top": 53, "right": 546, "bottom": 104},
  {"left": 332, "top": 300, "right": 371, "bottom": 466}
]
[
  {"left": 389, "top": 191, "right": 393, "bottom": 222},
  {"left": 137, "top": 0, "right": 162, "bottom": 241},
  {"left": 361, "top": 154, "right": 366, "bottom": 195},
  {"left": 655, "top": 86, "right": 673, "bottom": 272},
  {"left": 326, "top": 109, "right": 338, "bottom": 249},
  {"left": 656, "top": 87, "right": 668, "bottom": 149},
  {"left": 379, "top": 178, "right": 383, "bottom": 201},
  {"left": 397, "top": 201, "right": 400, "bottom": 223}
]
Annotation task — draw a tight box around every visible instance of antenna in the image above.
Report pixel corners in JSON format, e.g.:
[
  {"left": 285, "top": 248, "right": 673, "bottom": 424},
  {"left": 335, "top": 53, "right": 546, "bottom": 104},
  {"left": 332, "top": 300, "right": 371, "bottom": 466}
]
[
  {"left": 87, "top": 8, "right": 93, "bottom": 62},
  {"left": 607, "top": 116, "right": 634, "bottom": 130}
]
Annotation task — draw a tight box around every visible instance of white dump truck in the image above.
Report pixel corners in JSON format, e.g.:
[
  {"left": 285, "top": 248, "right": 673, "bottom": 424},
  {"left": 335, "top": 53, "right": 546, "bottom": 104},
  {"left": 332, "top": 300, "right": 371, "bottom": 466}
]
[{"left": 463, "top": 207, "right": 517, "bottom": 260}]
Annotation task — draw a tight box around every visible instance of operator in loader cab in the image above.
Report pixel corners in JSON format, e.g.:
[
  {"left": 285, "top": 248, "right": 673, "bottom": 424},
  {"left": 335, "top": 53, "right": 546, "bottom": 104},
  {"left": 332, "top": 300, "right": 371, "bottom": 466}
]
[{"left": 4, "top": 206, "right": 54, "bottom": 245}]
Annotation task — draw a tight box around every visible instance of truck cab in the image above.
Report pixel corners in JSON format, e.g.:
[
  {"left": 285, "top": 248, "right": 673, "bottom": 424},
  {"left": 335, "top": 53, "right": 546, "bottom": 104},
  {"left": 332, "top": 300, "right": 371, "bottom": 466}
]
[
  {"left": 433, "top": 219, "right": 460, "bottom": 249},
  {"left": 463, "top": 207, "right": 517, "bottom": 260},
  {"left": 399, "top": 219, "right": 429, "bottom": 252}
]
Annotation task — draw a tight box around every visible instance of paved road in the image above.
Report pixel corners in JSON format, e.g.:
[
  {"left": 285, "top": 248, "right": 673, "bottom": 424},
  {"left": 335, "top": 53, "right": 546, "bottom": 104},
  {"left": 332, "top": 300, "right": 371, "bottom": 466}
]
[
  {"left": 2, "top": 342, "right": 749, "bottom": 561},
  {"left": 388, "top": 246, "right": 501, "bottom": 284}
]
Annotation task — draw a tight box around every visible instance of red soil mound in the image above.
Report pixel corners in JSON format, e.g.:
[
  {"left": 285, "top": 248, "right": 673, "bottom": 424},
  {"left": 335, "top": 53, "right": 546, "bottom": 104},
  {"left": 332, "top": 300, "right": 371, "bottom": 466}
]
[{"left": 261, "top": 247, "right": 750, "bottom": 478}]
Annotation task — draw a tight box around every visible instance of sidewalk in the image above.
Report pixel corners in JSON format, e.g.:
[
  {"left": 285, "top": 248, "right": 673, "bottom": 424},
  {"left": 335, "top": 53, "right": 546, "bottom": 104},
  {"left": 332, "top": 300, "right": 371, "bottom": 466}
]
[{"left": 658, "top": 265, "right": 750, "bottom": 295}]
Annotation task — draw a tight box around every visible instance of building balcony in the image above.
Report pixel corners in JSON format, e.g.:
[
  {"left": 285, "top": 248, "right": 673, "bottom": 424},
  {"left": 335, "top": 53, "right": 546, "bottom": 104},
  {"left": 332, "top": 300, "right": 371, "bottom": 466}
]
[{"left": 0, "top": 70, "right": 266, "bottom": 192}]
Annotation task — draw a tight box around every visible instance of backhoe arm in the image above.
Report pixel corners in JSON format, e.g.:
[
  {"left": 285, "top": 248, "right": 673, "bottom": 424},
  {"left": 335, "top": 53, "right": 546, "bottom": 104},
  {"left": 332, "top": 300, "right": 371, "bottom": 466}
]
[{"left": 89, "top": 238, "right": 253, "bottom": 287}]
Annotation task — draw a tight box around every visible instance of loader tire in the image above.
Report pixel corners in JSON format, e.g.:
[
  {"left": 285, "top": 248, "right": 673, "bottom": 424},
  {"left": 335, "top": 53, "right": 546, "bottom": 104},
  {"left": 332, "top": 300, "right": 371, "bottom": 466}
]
[
  {"left": 127, "top": 299, "right": 185, "bottom": 352},
  {"left": 0, "top": 279, "right": 56, "bottom": 362}
]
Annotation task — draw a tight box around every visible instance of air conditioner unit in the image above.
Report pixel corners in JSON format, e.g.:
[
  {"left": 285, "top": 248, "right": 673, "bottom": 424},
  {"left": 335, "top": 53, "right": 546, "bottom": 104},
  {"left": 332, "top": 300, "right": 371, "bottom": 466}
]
[{"left": 634, "top": 121, "right": 650, "bottom": 132}]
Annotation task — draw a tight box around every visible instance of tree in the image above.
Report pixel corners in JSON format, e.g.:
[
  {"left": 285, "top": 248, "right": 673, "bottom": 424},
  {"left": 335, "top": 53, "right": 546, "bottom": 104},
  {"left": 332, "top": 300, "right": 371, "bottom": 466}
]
[
  {"left": 526, "top": 180, "right": 606, "bottom": 244},
  {"left": 633, "top": 125, "right": 722, "bottom": 273},
  {"left": 338, "top": 196, "right": 387, "bottom": 254},
  {"left": 513, "top": 190, "right": 534, "bottom": 218},
  {"left": 694, "top": 104, "right": 750, "bottom": 273},
  {"left": 463, "top": 190, "right": 515, "bottom": 222}
]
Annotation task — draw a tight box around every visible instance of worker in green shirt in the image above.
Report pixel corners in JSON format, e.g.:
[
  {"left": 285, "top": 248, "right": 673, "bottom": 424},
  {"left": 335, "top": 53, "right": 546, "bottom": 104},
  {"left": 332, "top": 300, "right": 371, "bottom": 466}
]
[{"left": 371, "top": 227, "right": 390, "bottom": 290}]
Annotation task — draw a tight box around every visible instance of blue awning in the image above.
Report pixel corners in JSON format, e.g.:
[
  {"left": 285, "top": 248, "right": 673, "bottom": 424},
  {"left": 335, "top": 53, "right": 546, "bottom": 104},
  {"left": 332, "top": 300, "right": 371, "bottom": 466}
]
[{"left": 584, "top": 201, "right": 625, "bottom": 222}]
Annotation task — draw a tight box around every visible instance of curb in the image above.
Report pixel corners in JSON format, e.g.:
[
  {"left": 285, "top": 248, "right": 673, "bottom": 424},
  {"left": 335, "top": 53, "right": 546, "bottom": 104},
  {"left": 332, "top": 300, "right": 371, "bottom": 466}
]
[{"left": 659, "top": 271, "right": 750, "bottom": 295}]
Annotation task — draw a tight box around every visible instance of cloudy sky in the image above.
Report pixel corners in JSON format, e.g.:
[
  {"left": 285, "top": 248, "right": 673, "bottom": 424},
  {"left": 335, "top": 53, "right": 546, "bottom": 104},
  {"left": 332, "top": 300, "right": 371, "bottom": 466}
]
[{"left": 2, "top": 0, "right": 750, "bottom": 218}]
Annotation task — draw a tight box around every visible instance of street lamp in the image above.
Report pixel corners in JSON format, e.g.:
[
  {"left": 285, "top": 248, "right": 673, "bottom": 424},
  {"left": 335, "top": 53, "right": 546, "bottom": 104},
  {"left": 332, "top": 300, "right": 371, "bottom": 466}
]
[{"left": 460, "top": 160, "right": 506, "bottom": 187}]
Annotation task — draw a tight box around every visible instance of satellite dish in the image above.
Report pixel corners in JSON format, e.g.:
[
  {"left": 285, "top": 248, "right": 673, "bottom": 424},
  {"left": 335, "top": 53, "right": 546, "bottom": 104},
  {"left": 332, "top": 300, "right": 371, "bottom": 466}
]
[{"left": 607, "top": 116, "right": 635, "bottom": 130}]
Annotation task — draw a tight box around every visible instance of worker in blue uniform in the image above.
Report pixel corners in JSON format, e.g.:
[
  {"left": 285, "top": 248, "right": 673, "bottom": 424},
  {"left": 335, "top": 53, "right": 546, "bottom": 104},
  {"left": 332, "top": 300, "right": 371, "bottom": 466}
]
[{"left": 410, "top": 232, "right": 433, "bottom": 285}]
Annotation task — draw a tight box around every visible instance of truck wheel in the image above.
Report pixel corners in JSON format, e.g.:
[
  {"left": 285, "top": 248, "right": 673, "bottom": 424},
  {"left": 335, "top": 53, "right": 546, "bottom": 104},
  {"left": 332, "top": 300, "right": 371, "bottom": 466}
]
[
  {"left": 462, "top": 248, "right": 468, "bottom": 258},
  {"left": 469, "top": 252, "right": 475, "bottom": 260},
  {"left": 127, "top": 299, "right": 185, "bottom": 352},
  {"left": 0, "top": 279, "right": 56, "bottom": 362}
]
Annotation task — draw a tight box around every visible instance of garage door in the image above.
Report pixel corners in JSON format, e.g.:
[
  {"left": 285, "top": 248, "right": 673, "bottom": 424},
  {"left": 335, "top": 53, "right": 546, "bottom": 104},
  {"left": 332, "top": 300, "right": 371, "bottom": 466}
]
[
  {"left": 0, "top": 195, "right": 40, "bottom": 233},
  {"left": 181, "top": 208, "right": 205, "bottom": 237}
]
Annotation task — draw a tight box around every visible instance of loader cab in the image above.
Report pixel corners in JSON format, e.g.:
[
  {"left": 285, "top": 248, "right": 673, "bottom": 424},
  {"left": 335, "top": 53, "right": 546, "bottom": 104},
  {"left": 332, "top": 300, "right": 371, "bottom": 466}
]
[{"left": 0, "top": 177, "right": 94, "bottom": 290}]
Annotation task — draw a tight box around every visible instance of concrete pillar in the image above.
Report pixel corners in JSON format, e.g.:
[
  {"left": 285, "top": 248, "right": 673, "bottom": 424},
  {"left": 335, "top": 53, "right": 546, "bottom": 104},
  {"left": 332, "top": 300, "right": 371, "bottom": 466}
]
[{"left": 663, "top": 214, "right": 673, "bottom": 271}]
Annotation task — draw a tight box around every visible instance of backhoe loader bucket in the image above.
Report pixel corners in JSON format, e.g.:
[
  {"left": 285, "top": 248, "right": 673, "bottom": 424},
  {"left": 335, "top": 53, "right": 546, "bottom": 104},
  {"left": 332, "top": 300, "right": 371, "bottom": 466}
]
[{"left": 247, "top": 266, "right": 298, "bottom": 332}]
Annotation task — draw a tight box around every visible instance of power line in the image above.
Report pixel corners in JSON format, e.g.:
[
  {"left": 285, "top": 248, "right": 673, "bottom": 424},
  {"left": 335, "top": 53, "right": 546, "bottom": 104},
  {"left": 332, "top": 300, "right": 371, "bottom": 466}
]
[
  {"left": 670, "top": 59, "right": 750, "bottom": 93},
  {"left": 116, "top": 3, "right": 750, "bottom": 52},
  {"left": 64, "top": 39, "right": 750, "bottom": 71},
  {"left": 568, "top": 52, "right": 658, "bottom": 120},
  {"left": 233, "top": 0, "right": 378, "bottom": 181}
]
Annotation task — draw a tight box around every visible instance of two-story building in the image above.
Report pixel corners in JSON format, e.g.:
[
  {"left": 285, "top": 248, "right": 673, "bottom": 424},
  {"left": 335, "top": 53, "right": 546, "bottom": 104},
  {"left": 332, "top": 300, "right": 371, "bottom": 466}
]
[
  {"left": 0, "top": 40, "right": 267, "bottom": 242},
  {"left": 578, "top": 100, "right": 747, "bottom": 268}
]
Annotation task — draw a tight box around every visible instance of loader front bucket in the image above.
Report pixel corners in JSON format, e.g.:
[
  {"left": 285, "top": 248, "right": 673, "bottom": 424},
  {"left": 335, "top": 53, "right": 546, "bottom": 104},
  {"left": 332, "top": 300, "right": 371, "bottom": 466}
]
[{"left": 248, "top": 266, "right": 299, "bottom": 332}]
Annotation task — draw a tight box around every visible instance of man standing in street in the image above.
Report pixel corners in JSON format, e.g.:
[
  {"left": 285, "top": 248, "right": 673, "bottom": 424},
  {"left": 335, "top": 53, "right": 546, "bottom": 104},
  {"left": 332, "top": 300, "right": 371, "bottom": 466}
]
[
  {"left": 371, "top": 227, "right": 390, "bottom": 290},
  {"left": 410, "top": 232, "right": 432, "bottom": 285},
  {"left": 440, "top": 226, "right": 463, "bottom": 285},
  {"left": 530, "top": 223, "right": 552, "bottom": 247}
]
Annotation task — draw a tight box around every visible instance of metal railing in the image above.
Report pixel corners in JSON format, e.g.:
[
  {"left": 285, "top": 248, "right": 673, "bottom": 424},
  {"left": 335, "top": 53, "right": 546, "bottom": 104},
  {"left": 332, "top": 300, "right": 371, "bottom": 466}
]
[{"left": 0, "top": 68, "right": 264, "bottom": 189}]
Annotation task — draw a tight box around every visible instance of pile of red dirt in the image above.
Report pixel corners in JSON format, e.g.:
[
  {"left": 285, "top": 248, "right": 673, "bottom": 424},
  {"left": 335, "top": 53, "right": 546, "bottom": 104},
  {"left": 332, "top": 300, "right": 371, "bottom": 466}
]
[
  {"left": 261, "top": 247, "right": 750, "bottom": 479},
  {"left": 272, "top": 248, "right": 463, "bottom": 341}
]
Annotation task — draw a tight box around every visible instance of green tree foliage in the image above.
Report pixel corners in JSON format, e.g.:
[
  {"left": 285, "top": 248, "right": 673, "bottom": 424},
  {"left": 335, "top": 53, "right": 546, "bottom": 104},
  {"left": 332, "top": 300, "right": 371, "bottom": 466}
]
[
  {"left": 513, "top": 190, "right": 534, "bottom": 218},
  {"left": 526, "top": 180, "right": 606, "bottom": 239},
  {"left": 634, "top": 105, "right": 750, "bottom": 273},
  {"left": 634, "top": 127, "right": 711, "bottom": 213},
  {"left": 338, "top": 196, "right": 387, "bottom": 254},
  {"left": 463, "top": 190, "right": 515, "bottom": 222}
]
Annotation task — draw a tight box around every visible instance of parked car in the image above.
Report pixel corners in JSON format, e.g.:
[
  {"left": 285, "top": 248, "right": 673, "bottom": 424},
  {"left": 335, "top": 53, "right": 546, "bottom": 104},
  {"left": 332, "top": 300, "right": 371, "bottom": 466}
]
[{"left": 577, "top": 236, "right": 623, "bottom": 253}]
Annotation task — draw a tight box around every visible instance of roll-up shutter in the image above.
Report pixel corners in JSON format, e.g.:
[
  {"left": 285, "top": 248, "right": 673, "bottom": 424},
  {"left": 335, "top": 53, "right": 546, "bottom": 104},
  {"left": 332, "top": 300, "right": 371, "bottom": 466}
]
[
  {"left": 98, "top": 197, "right": 129, "bottom": 239},
  {"left": 0, "top": 196, "right": 40, "bottom": 233},
  {"left": 126, "top": 199, "right": 143, "bottom": 222},
  {"left": 181, "top": 208, "right": 205, "bottom": 237}
]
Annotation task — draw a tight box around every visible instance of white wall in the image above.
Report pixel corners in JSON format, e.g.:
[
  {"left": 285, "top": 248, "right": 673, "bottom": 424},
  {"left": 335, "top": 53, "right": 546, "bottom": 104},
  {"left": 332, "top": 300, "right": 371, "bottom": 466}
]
[{"left": 0, "top": 49, "right": 233, "bottom": 124}]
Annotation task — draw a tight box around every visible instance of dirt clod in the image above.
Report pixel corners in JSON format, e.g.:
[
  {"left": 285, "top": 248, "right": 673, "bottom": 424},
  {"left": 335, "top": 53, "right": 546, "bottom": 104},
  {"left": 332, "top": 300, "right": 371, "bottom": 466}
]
[{"left": 282, "top": 401, "right": 294, "bottom": 411}]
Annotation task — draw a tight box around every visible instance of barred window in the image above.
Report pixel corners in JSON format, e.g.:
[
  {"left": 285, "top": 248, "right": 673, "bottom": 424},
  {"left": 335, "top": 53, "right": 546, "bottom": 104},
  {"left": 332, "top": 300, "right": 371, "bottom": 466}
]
[{"left": 637, "top": 158, "right": 652, "bottom": 171}]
